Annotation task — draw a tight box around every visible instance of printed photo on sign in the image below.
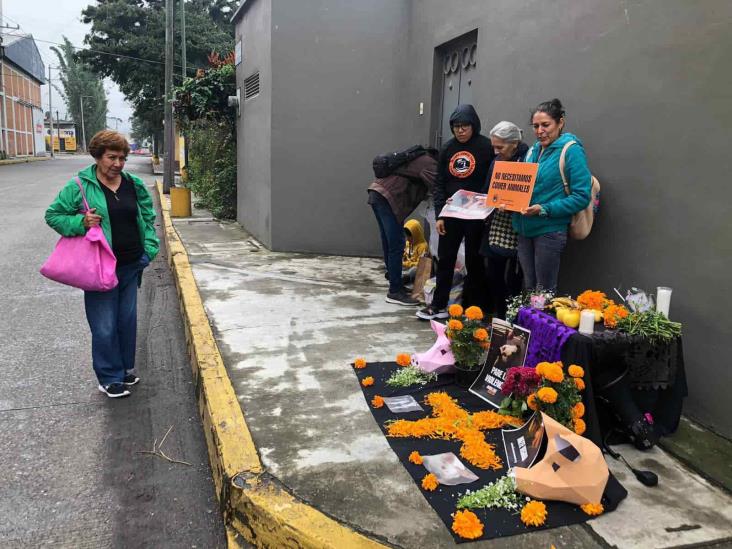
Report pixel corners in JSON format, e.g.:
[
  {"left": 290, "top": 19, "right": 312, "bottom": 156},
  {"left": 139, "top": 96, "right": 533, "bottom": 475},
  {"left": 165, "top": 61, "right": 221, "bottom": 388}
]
[
  {"left": 422, "top": 452, "right": 479, "bottom": 485},
  {"left": 382, "top": 395, "right": 424, "bottom": 413},
  {"left": 469, "top": 319, "right": 531, "bottom": 408},
  {"left": 502, "top": 412, "right": 545, "bottom": 470},
  {"left": 438, "top": 189, "right": 495, "bottom": 220},
  {"left": 486, "top": 161, "right": 538, "bottom": 212}
]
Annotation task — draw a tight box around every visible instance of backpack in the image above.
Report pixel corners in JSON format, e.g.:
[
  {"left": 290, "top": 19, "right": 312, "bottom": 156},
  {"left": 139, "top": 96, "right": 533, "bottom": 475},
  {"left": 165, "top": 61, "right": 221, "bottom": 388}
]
[
  {"left": 372, "top": 145, "right": 428, "bottom": 179},
  {"left": 559, "top": 141, "right": 601, "bottom": 240}
]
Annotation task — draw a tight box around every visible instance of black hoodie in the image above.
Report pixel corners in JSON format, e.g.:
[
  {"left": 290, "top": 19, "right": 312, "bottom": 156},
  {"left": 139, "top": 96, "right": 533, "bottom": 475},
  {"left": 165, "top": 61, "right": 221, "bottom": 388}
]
[{"left": 433, "top": 104, "right": 495, "bottom": 217}]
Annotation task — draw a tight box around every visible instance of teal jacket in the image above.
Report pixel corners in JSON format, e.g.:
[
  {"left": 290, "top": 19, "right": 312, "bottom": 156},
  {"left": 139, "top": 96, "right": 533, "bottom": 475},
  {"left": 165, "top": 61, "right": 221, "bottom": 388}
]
[
  {"left": 512, "top": 132, "right": 592, "bottom": 238},
  {"left": 45, "top": 164, "right": 160, "bottom": 261}
]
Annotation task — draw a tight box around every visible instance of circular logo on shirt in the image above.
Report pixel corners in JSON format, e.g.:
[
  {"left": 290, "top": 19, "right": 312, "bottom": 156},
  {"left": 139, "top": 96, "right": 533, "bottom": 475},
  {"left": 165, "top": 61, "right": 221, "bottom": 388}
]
[{"left": 449, "top": 151, "right": 476, "bottom": 178}]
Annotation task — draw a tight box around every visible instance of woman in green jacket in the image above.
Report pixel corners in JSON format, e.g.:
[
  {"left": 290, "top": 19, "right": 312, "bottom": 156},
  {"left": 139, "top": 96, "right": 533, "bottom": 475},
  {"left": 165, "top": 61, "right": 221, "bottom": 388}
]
[
  {"left": 514, "top": 99, "right": 591, "bottom": 291},
  {"left": 45, "top": 130, "right": 159, "bottom": 398}
]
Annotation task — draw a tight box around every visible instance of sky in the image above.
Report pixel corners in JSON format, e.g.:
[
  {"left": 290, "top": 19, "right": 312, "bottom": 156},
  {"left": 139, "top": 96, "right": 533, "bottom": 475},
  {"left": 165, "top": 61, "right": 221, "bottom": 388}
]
[{"left": 2, "top": 0, "right": 134, "bottom": 133}]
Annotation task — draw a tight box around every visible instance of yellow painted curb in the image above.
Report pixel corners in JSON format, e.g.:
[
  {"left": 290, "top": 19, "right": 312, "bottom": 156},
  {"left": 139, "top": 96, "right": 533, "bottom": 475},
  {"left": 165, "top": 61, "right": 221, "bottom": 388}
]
[{"left": 156, "top": 182, "right": 388, "bottom": 549}]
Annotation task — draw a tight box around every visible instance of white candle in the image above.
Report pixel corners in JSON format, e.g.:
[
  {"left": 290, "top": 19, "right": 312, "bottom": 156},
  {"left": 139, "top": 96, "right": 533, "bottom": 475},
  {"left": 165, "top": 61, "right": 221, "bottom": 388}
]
[
  {"left": 656, "top": 287, "right": 673, "bottom": 317},
  {"left": 579, "top": 310, "right": 595, "bottom": 335}
]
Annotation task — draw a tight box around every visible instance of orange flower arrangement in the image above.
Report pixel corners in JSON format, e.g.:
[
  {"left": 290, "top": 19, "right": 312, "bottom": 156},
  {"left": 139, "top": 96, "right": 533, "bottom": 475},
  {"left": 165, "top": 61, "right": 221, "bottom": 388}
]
[
  {"left": 568, "top": 364, "right": 584, "bottom": 378},
  {"left": 465, "top": 306, "right": 484, "bottom": 321},
  {"left": 361, "top": 376, "right": 374, "bottom": 387},
  {"left": 580, "top": 502, "right": 604, "bottom": 516},
  {"left": 421, "top": 473, "right": 439, "bottom": 491},
  {"left": 572, "top": 402, "right": 585, "bottom": 419},
  {"left": 447, "top": 318, "right": 464, "bottom": 331},
  {"left": 527, "top": 393, "right": 539, "bottom": 411},
  {"left": 451, "top": 510, "right": 484, "bottom": 540},
  {"left": 448, "top": 304, "right": 464, "bottom": 317},
  {"left": 577, "top": 290, "right": 609, "bottom": 311},
  {"left": 541, "top": 362, "right": 564, "bottom": 383},
  {"left": 354, "top": 357, "right": 367, "bottom": 369},
  {"left": 603, "top": 303, "right": 630, "bottom": 328},
  {"left": 473, "top": 328, "right": 489, "bottom": 341},
  {"left": 395, "top": 353, "right": 411, "bottom": 367},
  {"left": 537, "top": 387, "right": 558, "bottom": 404},
  {"left": 574, "top": 418, "right": 587, "bottom": 435},
  {"left": 371, "top": 395, "right": 384, "bottom": 408},
  {"left": 408, "top": 451, "right": 423, "bottom": 465},
  {"left": 520, "top": 500, "right": 548, "bottom": 527},
  {"left": 574, "top": 378, "right": 586, "bottom": 391}
]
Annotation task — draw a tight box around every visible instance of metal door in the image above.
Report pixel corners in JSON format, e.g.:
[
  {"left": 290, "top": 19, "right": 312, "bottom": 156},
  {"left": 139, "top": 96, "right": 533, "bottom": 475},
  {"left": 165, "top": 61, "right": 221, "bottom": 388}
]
[{"left": 436, "top": 33, "right": 478, "bottom": 148}]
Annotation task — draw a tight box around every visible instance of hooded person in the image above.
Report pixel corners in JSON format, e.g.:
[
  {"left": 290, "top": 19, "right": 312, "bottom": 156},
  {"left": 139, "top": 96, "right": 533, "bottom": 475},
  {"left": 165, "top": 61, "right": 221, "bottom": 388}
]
[
  {"left": 417, "top": 104, "right": 495, "bottom": 320},
  {"left": 402, "top": 218, "right": 429, "bottom": 282}
]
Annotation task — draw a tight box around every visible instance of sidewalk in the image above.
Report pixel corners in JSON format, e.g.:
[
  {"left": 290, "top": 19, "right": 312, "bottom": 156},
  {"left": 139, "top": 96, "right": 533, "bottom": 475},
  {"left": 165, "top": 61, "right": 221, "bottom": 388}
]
[{"left": 160, "top": 193, "right": 732, "bottom": 548}]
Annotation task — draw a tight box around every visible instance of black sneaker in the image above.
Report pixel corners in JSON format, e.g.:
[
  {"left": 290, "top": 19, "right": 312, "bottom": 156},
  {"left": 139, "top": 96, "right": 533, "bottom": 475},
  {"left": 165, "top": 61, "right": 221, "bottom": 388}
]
[
  {"left": 123, "top": 373, "right": 140, "bottom": 386},
  {"left": 386, "top": 291, "right": 419, "bottom": 306},
  {"left": 416, "top": 305, "right": 449, "bottom": 320},
  {"left": 98, "top": 383, "right": 131, "bottom": 398}
]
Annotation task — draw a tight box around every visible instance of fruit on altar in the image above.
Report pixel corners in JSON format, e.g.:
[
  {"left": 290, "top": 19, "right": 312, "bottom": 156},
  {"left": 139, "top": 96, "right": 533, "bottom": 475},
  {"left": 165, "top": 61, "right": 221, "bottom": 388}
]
[
  {"left": 563, "top": 309, "right": 581, "bottom": 328},
  {"left": 590, "top": 309, "right": 603, "bottom": 323},
  {"left": 556, "top": 307, "right": 568, "bottom": 323}
]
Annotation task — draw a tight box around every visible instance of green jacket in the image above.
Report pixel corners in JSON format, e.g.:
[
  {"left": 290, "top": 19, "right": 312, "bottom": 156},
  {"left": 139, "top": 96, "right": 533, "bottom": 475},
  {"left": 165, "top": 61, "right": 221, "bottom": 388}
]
[{"left": 45, "top": 164, "right": 160, "bottom": 261}]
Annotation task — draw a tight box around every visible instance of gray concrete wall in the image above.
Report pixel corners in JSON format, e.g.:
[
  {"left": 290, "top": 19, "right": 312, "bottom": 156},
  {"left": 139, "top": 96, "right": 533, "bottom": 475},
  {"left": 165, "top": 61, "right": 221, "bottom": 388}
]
[
  {"left": 268, "top": 0, "right": 410, "bottom": 255},
  {"left": 235, "top": 0, "right": 273, "bottom": 248}
]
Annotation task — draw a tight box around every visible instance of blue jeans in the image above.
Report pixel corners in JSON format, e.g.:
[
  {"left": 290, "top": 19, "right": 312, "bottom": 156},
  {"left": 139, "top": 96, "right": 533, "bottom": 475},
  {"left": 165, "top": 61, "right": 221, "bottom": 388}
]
[
  {"left": 84, "top": 254, "right": 149, "bottom": 385},
  {"left": 517, "top": 231, "right": 567, "bottom": 292},
  {"left": 370, "top": 192, "right": 405, "bottom": 294}
]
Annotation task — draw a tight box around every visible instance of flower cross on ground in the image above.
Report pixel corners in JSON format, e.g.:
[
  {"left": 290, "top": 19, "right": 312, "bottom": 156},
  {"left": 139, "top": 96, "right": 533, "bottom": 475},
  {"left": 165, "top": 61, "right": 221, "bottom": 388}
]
[{"left": 387, "top": 392, "right": 523, "bottom": 469}]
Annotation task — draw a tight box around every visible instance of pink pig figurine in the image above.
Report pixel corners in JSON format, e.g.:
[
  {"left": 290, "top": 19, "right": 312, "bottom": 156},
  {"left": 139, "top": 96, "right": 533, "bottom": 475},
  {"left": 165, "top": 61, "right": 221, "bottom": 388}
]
[{"left": 411, "top": 320, "right": 456, "bottom": 375}]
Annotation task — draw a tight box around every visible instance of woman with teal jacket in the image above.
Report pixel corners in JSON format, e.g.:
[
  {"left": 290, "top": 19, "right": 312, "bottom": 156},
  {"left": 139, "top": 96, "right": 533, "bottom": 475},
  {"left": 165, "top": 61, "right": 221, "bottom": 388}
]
[
  {"left": 513, "top": 98, "right": 591, "bottom": 291},
  {"left": 45, "top": 130, "right": 159, "bottom": 398}
]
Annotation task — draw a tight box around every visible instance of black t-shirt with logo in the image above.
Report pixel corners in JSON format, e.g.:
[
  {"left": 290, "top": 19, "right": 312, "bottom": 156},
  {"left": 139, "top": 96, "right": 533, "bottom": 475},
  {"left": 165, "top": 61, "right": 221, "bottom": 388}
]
[
  {"left": 99, "top": 175, "right": 143, "bottom": 265},
  {"left": 433, "top": 134, "right": 494, "bottom": 217}
]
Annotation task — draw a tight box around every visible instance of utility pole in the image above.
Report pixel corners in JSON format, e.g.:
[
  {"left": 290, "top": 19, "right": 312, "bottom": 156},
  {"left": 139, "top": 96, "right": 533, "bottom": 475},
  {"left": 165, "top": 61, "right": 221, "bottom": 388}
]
[
  {"left": 79, "top": 96, "right": 87, "bottom": 152},
  {"left": 180, "top": 0, "right": 188, "bottom": 177},
  {"left": 163, "top": 0, "right": 175, "bottom": 193},
  {"left": 48, "top": 65, "right": 54, "bottom": 158}
]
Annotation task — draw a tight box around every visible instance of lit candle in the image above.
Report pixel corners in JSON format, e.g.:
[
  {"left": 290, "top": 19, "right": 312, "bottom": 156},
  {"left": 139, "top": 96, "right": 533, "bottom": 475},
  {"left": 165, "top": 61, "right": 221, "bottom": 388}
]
[
  {"left": 579, "top": 310, "right": 595, "bottom": 335},
  {"left": 656, "top": 287, "right": 673, "bottom": 317}
]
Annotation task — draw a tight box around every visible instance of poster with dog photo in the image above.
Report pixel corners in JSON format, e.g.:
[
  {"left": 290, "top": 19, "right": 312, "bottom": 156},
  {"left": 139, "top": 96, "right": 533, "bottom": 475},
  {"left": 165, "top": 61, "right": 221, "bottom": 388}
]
[{"left": 469, "top": 319, "right": 530, "bottom": 408}]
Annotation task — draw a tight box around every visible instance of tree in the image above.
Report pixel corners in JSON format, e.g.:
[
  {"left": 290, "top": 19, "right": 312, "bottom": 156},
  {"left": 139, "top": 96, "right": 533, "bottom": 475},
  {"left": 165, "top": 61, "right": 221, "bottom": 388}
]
[
  {"left": 80, "top": 0, "right": 236, "bottom": 147},
  {"left": 51, "top": 37, "right": 108, "bottom": 149}
]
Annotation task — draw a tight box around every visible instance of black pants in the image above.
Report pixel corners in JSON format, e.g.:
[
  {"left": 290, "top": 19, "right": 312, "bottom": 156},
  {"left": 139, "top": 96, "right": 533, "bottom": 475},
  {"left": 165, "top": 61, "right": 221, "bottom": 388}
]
[
  {"left": 483, "top": 246, "right": 523, "bottom": 319},
  {"left": 431, "top": 218, "right": 486, "bottom": 310}
]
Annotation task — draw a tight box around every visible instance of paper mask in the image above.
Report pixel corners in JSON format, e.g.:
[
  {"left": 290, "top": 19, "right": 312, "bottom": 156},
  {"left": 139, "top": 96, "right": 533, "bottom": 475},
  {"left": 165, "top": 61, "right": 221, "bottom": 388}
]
[
  {"left": 513, "top": 413, "right": 609, "bottom": 505},
  {"left": 411, "top": 320, "right": 456, "bottom": 375}
]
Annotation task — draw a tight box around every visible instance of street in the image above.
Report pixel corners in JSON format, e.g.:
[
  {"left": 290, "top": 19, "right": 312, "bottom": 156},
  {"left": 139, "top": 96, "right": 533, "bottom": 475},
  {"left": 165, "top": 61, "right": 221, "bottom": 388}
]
[{"left": 0, "top": 156, "right": 225, "bottom": 548}]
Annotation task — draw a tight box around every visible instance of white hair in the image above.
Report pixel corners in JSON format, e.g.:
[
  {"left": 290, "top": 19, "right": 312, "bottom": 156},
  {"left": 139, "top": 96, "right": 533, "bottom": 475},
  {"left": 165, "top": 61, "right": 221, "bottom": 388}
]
[{"left": 489, "top": 121, "right": 523, "bottom": 142}]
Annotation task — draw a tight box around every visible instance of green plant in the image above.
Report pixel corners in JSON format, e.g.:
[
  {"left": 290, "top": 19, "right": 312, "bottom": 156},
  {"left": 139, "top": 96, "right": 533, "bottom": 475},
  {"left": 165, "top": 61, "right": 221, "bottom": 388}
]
[
  {"left": 385, "top": 366, "right": 437, "bottom": 388},
  {"left": 616, "top": 310, "right": 682, "bottom": 342},
  {"left": 446, "top": 305, "right": 488, "bottom": 369},
  {"left": 457, "top": 475, "right": 523, "bottom": 511}
]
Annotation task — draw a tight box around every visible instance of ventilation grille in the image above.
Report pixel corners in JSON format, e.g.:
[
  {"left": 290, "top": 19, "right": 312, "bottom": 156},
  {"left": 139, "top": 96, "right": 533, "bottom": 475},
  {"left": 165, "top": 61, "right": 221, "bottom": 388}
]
[{"left": 244, "top": 71, "right": 260, "bottom": 100}]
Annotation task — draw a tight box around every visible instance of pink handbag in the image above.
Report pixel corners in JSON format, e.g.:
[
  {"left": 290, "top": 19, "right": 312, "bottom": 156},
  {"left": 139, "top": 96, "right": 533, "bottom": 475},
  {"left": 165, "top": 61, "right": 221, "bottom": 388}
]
[{"left": 41, "top": 177, "right": 118, "bottom": 291}]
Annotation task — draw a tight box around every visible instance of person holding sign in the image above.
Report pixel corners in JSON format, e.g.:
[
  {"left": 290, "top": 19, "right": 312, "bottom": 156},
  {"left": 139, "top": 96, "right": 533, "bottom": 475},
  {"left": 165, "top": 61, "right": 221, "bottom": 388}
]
[
  {"left": 514, "top": 99, "right": 592, "bottom": 291},
  {"left": 417, "top": 104, "right": 495, "bottom": 320}
]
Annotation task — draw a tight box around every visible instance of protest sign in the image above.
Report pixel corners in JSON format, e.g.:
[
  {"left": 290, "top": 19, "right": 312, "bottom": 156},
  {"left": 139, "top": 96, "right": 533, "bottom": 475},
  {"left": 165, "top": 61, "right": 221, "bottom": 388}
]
[
  {"left": 502, "top": 412, "right": 545, "bottom": 470},
  {"left": 438, "top": 190, "right": 494, "bottom": 220},
  {"left": 486, "top": 161, "right": 539, "bottom": 212}
]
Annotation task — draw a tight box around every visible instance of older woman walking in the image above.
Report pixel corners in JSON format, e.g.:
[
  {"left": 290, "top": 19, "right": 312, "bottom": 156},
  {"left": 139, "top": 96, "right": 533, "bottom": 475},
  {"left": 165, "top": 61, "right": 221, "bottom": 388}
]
[{"left": 45, "top": 130, "right": 159, "bottom": 398}]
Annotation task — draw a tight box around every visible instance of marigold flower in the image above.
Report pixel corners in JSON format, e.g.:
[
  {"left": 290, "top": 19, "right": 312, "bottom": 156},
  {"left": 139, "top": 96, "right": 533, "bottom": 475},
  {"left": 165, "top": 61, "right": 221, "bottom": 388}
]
[
  {"left": 535, "top": 362, "right": 550, "bottom": 377},
  {"left": 572, "top": 402, "right": 585, "bottom": 419},
  {"left": 408, "top": 451, "right": 423, "bottom": 465},
  {"left": 574, "top": 418, "right": 586, "bottom": 435},
  {"left": 577, "top": 290, "right": 608, "bottom": 311},
  {"left": 527, "top": 393, "right": 539, "bottom": 411},
  {"left": 396, "top": 353, "right": 411, "bottom": 367},
  {"left": 354, "top": 357, "right": 367, "bottom": 369},
  {"left": 371, "top": 395, "right": 384, "bottom": 408},
  {"left": 448, "top": 304, "right": 464, "bottom": 317},
  {"left": 580, "top": 502, "right": 604, "bottom": 516},
  {"left": 421, "top": 473, "right": 438, "bottom": 491},
  {"left": 574, "top": 377, "right": 586, "bottom": 391},
  {"left": 451, "top": 510, "right": 484, "bottom": 540},
  {"left": 448, "top": 319, "right": 464, "bottom": 331},
  {"left": 361, "top": 376, "right": 374, "bottom": 387},
  {"left": 543, "top": 363, "right": 564, "bottom": 383},
  {"left": 520, "top": 500, "right": 548, "bottom": 527},
  {"left": 603, "top": 303, "right": 629, "bottom": 328},
  {"left": 465, "top": 306, "right": 484, "bottom": 320},
  {"left": 568, "top": 364, "right": 584, "bottom": 378},
  {"left": 537, "top": 387, "right": 558, "bottom": 404},
  {"left": 473, "top": 328, "right": 488, "bottom": 341}
]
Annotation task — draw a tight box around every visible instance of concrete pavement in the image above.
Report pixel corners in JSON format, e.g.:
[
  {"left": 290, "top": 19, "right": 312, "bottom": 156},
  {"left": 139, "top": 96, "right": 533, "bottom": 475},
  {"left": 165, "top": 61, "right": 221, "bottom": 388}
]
[
  {"left": 166, "top": 196, "right": 732, "bottom": 548},
  {"left": 0, "top": 156, "right": 225, "bottom": 548}
]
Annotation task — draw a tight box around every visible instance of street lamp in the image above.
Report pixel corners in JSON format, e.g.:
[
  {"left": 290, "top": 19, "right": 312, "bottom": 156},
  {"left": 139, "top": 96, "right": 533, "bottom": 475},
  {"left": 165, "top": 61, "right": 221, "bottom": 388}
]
[{"left": 79, "top": 95, "right": 94, "bottom": 152}]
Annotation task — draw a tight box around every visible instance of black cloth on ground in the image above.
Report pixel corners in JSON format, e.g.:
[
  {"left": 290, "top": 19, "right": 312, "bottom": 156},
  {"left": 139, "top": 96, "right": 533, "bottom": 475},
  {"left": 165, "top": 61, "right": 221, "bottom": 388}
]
[{"left": 354, "top": 361, "right": 627, "bottom": 542}]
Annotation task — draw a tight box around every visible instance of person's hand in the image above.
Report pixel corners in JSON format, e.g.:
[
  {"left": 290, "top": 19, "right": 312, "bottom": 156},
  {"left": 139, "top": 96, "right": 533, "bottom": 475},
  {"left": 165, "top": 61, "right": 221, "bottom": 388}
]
[
  {"left": 497, "top": 204, "right": 507, "bottom": 213},
  {"left": 521, "top": 204, "right": 543, "bottom": 217},
  {"left": 83, "top": 208, "right": 102, "bottom": 228},
  {"left": 436, "top": 219, "right": 446, "bottom": 235}
]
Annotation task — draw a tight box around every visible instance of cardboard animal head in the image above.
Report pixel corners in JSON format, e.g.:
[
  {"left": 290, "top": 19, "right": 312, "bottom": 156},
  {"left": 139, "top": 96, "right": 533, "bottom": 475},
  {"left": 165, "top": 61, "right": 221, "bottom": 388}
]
[
  {"left": 411, "top": 320, "right": 456, "bottom": 375},
  {"left": 513, "top": 413, "right": 609, "bottom": 505}
]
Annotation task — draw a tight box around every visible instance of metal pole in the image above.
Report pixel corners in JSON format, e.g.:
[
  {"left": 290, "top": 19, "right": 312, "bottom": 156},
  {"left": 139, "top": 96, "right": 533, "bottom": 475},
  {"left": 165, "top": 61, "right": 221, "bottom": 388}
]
[
  {"left": 48, "top": 66, "right": 55, "bottom": 158},
  {"left": 79, "top": 96, "right": 87, "bottom": 152},
  {"left": 56, "top": 110, "right": 60, "bottom": 152},
  {"left": 180, "top": 0, "right": 188, "bottom": 177},
  {"left": 163, "top": 0, "right": 175, "bottom": 193}
]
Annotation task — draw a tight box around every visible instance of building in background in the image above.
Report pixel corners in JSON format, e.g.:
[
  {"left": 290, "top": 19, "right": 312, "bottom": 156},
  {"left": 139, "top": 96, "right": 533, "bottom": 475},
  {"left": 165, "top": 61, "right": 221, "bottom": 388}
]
[
  {"left": 44, "top": 115, "right": 77, "bottom": 153},
  {"left": 232, "top": 0, "right": 732, "bottom": 438},
  {"left": 0, "top": 33, "right": 46, "bottom": 158}
]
